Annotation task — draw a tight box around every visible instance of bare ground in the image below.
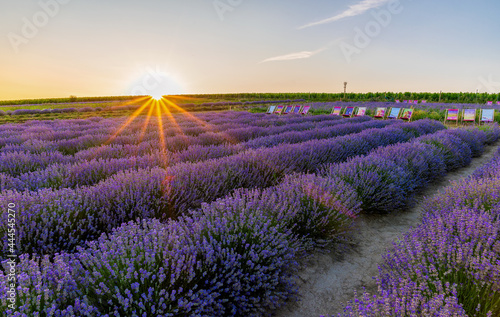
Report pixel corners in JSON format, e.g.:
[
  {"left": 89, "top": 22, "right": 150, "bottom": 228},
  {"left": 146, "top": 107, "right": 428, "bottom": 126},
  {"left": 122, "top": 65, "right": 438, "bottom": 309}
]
[{"left": 271, "top": 140, "right": 500, "bottom": 317}]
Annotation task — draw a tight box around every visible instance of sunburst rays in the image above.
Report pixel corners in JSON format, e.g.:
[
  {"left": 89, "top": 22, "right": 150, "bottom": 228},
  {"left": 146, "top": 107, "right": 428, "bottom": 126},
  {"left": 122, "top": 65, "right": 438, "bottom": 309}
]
[{"left": 100, "top": 95, "right": 240, "bottom": 165}]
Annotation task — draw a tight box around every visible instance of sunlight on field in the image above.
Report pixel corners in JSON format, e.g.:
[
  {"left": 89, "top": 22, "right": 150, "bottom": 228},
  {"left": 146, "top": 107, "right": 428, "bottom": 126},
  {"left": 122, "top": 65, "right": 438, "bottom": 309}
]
[
  {"left": 102, "top": 96, "right": 238, "bottom": 155},
  {"left": 103, "top": 96, "right": 176, "bottom": 152}
]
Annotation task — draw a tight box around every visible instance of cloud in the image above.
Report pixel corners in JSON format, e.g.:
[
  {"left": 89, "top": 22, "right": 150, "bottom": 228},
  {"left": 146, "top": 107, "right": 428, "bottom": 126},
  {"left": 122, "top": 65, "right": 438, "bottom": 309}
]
[
  {"left": 258, "top": 39, "right": 345, "bottom": 64},
  {"left": 259, "top": 48, "right": 326, "bottom": 63},
  {"left": 298, "top": 0, "right": 391, "bottom": 29}
]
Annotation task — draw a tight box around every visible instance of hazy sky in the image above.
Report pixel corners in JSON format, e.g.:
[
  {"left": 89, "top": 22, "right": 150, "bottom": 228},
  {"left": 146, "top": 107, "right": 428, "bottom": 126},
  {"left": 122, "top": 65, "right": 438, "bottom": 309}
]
[{"left": 1, "top": 0, "right": 499, "bottom": 100}]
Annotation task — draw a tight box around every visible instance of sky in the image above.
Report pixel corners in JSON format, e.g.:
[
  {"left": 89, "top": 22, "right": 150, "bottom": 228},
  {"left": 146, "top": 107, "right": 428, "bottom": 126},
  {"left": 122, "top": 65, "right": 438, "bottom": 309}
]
[{"left": 1, "top": 0, "right": 500, "bottom": 100}]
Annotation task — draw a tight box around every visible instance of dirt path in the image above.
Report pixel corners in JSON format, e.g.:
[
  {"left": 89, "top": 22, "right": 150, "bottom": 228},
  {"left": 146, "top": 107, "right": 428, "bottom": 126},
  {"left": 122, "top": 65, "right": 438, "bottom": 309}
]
[{"left": 272, "top": 140, "right": 500, "bottom": 317}]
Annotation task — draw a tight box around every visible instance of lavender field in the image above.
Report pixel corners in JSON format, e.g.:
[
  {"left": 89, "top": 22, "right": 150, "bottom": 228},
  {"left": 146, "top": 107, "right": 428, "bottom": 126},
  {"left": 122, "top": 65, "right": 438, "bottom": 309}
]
[{"left": 1, "top": 110, "right": 499, "bottom": 316}]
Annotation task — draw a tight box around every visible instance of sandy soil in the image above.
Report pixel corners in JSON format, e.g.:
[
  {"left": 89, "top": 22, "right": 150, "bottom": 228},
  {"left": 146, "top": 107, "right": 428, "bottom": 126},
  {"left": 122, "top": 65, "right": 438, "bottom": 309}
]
[{"left": 271, "top": 140, "right": 500, "bottom": 317}]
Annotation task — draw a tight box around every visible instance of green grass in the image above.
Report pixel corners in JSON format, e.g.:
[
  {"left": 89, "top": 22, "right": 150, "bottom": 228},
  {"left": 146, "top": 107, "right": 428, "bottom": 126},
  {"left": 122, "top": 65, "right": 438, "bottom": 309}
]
[
  {"left": 0, "top": 109, "right": 143, "bottom": 124},
  {"left": 0, "top": 102, "right": 118, "bottom": 112},
  {"left": 0, "top": 104, "right": 254, "bottom": 125}
]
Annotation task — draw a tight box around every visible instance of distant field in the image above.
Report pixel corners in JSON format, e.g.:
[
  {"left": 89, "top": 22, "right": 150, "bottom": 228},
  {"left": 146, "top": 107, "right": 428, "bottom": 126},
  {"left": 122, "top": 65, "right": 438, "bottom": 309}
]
[
  {"left": 0, "top": 96, "right": 296, "bottom": 124},
  {"left": 2, "top": 92, "right": 500, "bottom": 107},
  {"left": 2, "top": 98, "right": 500, "bottom": 125}
]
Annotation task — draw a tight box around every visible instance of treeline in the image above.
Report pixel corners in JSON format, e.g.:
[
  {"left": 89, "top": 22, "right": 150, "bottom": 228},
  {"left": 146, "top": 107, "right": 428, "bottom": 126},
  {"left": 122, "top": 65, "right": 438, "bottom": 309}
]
[
  {"left": 186, "top": 92, "right": 500, "bottom": 104},
  {"left": 2, "top": 92, "right": 500, "bottom": 106}
]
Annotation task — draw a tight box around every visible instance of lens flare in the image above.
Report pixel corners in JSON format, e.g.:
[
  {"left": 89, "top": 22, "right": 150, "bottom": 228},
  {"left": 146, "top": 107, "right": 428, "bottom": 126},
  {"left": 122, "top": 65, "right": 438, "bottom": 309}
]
[{"left": 102, "top": 95, "right": 240, "bottom": 168}]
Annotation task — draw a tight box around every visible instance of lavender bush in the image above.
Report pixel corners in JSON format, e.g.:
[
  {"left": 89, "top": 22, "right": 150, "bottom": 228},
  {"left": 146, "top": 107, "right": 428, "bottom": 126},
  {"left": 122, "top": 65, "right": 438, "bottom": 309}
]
[
  {"left": 182, "top": 204, "right": 299, "bottom": 315},
  {"left": 73, "top": 219, "right": 207, "bottom": 316},
  {"left": 199, "top": 173, "right": 361, "bottom": 253},
  {"left": 471, "top": 147, "right": 500, "bottom": 180},
  {"left": 2, "top": 209, "right": 300, "bottom": 316},
  {"left": 416, "top": 132, "right": 472, "bottom": 172},
  {"left": 376, "top": 207, "right": 500, "bottom": 316},
  {"left": 368, "top": 142, "right": 447, "bottom": 190}
]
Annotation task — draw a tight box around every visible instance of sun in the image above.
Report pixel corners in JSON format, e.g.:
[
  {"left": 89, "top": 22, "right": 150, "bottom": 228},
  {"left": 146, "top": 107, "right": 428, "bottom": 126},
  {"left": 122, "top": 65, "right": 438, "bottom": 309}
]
[{"left": 150, "top": 93, "right": 164, "bottom": 100}]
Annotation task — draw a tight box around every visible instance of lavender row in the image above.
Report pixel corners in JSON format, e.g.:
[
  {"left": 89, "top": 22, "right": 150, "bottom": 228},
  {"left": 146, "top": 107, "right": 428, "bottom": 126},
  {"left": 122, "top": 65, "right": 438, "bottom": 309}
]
[
  {"left": 0, "top": 115, "right": 350, "bottom": 177},
  {"left": 338, "top": 133, "right": 500, "bottom": 316},
  {"left": 0, "top": 111, "right": 267, "bottom": 148},
  {"left": 0, "top": 111, "right": 346, "bottom": 152},
  {"left": 0, "top": 120, "right": 444, "bottom": 257},
  {"left": 0, "top": 115, "right": 349, "bottom": 176},
  {"left": 0, "top": 111, "right": 343, "bottom": 147},
  {"left": 243, "top": 117, "right": 373, "bottom": 149},
  {"left": 1, "top": 118, "right": 378, "bottom": 191},
  {"left": 321, "top": 125, "right": 499, "bottom": 214},
  {"left": 70, "top": 114, "right": 351, "bottom": 157},
  {"left": 0, "top": 112, "right": 254, "bottom": 151}
]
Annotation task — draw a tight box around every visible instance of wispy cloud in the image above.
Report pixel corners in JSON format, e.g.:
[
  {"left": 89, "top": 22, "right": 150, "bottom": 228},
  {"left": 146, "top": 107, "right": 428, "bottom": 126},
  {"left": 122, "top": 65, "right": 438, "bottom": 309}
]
[
  {"left": 298, "top": 0, "right": 391, "bottom": 29},
  {"left": 259, "top": 48, "right": 325, "bottom": 63},
  {"left": 259, "top": 39, "right": 345, "bottom": 64}
]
